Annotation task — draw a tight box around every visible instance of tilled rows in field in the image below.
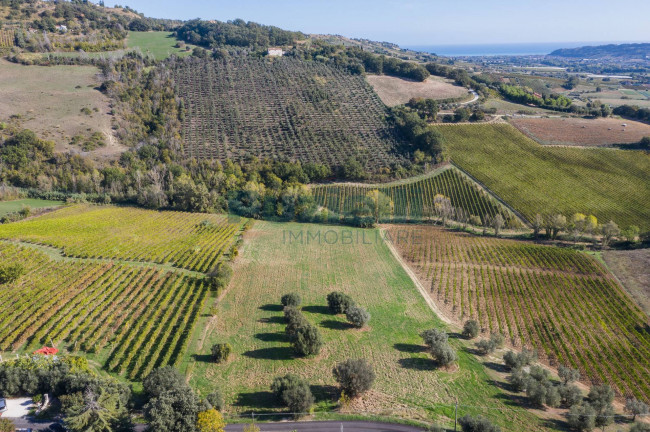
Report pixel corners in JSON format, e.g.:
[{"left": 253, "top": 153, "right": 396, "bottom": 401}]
[
  {"left": 312, "top": 168, "right": 517, "bottom": 225},
  {"left": 387, "top": 225, "right": 650, "bottom": 402},
  {"left": 0, "top": 242, "right": 208, "bottom": 379},
  {"left": 170, "top": 56, "right": 409, "bottom": 170},
  {"left": 440, "top": 123, "right": 650, "bottom": 231},
  {"left": 0, "top": 204, "right": 243, "bottom": 272}
]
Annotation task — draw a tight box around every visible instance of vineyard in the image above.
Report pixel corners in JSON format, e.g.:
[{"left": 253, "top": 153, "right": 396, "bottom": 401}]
[
  {"left": 0, "top": 29, "right": 14, "bottom": 48},
  {"left": 170, "top": 56, "right": 408, "bottom": 170},
  {"left": 0, "top": 204, "right": 244, "bottom": 272},
  {"left": 0, "top": 242, "right": 208, "bottom": 379},
  {"left": 439, "top": 123, "right": 650, "bottom": 231},
  {"left": 312, "top": 166, "right": 519, "bottom": 225},
  {"left": 386, "top": 225, "right": 650, "bottom": 402}
]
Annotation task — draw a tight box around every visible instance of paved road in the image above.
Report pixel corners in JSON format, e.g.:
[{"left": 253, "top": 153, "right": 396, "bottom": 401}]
[
  {"left": 8, "top": 418, "right": 424, "bottom": 432},
  {"left": 225, "top": 420, "right": 424, "bottom": 432}
]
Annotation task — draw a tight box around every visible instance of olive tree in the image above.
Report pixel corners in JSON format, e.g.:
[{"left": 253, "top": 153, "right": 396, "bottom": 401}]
[
  {"left": 332, "top": 359, "right": 375, "bottom": 398},
  {"left": 462, "top": 320, "right": 480, "bottom": 339}
]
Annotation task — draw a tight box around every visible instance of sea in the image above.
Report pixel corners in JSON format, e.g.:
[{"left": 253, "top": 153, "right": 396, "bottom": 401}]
[{"left": 404, "top": 41, "right": 624, "bottom": 57}]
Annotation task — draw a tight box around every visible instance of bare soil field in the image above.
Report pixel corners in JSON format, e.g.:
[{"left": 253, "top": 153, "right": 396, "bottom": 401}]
[
  {"left": 0, "top": 59, "right": 125, "bottom": 160},
  {"left": 602, "top": 249, "right": 650, "bottom": 316},
  {"left": 510, "top": 117, "right": 650, "bottom": 146},
  {"left": 366, "top": 74, "right": 468, "bottom": 106}
]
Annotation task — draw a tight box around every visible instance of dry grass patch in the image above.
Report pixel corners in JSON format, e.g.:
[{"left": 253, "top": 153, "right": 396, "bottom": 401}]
[
  {"left": 366, "top": 74, "right": 468, "bottom": 107},
  {"left": 0, "top": 59, "right": 125, "bottom": 160},
  {"left": 510, "top": 117, "right": 650, "bottom": 147},
  {"left": 602, "top": 249, "right": 650, "bottom": 316}
]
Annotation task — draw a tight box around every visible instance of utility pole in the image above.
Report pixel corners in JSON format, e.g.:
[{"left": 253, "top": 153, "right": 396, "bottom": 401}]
[{"left": 454, "top": 398, "right": 458, "bottom": 431}]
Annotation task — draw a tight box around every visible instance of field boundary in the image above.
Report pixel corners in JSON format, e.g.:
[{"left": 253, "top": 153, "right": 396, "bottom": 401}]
[
  {"left": 310, "top": 164, "right": 453, "bottom": 188},
  {"left": 379, "top": 227, "right": 453, "bottom": 325},
  {"left": 0, "top": 239, "right": 207, "bottom": 277},
  {"left": 449, "top": 161, "right": 531, "bottom": 226}
]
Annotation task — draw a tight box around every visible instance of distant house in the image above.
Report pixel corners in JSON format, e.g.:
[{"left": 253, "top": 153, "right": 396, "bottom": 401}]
[
  {"left": 268, "top": 47, "right": 284, "bottom": 57},
  {"left": 56, "top": 24, "right": 67, "bottom": 32}
]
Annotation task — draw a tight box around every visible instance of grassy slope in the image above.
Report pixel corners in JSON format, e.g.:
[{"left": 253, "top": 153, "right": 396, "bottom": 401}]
[
  {"left": 127, "top": 31, "right": 194, "bottom": 60},
  {"left": 182, "top": 221, "right": 549, "bottom": 431},
  {"left": 0, "top": 199, "right": 62, "bottom": 216},
  {"left": 439, "top": 123, "right": 650, "bottom": 231}
]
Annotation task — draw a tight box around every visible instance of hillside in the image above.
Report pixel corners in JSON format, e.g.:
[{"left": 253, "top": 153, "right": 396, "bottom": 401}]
[
  {"left": 312, "top": 166, "right": 521, "bottom": 226},
  {"left": 170, "top": 56, "right": 410, "bottom": 171},
  {"left": 550, "top": 43, "right": 650, "bottom": 59},
  {"left": 439, "top": 123, "right": 650, "bottom": 232}
]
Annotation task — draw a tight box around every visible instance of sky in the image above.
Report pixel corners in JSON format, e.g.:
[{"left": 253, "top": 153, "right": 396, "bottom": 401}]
[{"left": 106, "top": 0, "right": 650, "bottom": 46}]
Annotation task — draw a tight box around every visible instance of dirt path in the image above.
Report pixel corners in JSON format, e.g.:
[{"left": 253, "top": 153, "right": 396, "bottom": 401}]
[
  {"left": 0, "top": 238, "right": 207, "bottom": 277},
  {"left": 380, "top": 227, "right": 453, "bottom": 325}
]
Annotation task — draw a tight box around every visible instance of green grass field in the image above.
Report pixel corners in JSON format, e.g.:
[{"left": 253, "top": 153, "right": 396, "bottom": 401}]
[
  {"left": 127, "top": 31, "right": 194, "bottom": 60},
  {"left": 181, "top": 221, "right": 550, "bottom": 430},
  {"left": 0, "top": 199, "right": 63, "bottom": 217},
  {"left": 438, "top": 123, "right": 650, "bottom": 231}
]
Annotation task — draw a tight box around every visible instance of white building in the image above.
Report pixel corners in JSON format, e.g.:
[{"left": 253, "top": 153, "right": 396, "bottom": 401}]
[{"left": 268, "top": 47, "right": 284, "bottom": 57}]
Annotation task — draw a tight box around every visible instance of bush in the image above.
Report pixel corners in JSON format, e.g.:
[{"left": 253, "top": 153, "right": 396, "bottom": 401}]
[
  {"left": 207, "top": 262, "right": 233, "bottom": 292},
  {"left": 291, "top": 323, "right": 323, "bottom": 356},
  {"left": 420, "top": 328, "right": 457, "bottom": 366},
  {"left": 0, "top": 263, "right": 24, "bottom": 284},
  {"left": 0, "top": 419, "right": 15, "bottom": 432},
  {"left": 345, "top": 305, "right": 370, "bottom": 328},
  {"left": 211, "top": 343, "right": 232, "bottom": 363},
  {"left": 327, "top": 291, "right": 355, "bottom": 314},
  {"left": 205, "top": 390, "right": 224, "bottom": 411},
  {"left": 462, "top": 320, "right": 480, "bottom": 339},
  {"left": 476, "top": 333, "right": 504, "bottom": 355},
  {"left": 631, "top": 422, "right": 650, "bottom": 432},
  {"left": 143, "top": 366, "right": 188, "bottom": 399},
  {"left": 332, "top": 358, "right": 375, "bottom": 398},
  {"left": 559, "top": 384, "right": 583, "bottom": 408},
  {"left": 284, "top": 306, "right": 308, "bottom": 338},
  {"left": 567, "top": 403, "right": 596, "bottom": 431},
  {"left": 503, "top": 348, "right": 537, "bottom": 370},
  {"left": 458, "top": 414, "right": 501, "bottom": 432},
  {"left": 197, "top": 408, "right": 226, "bottom": 432},
  {"left": 271, "top": 374, "right": 314, "bottom": 414},
  {"left": 427, "top": 425, "right": 445, "bottom": 432},
  {"left": 281, "top": 292, "right": 301, "bottom": 307},
  {"left": 558, "top": 365, "right": 580, "bottom": 384}
]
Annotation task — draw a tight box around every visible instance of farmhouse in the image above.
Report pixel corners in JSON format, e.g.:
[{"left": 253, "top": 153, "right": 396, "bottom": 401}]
[{"left": 268, "top": 47, "right": 283, "bottom": 57}]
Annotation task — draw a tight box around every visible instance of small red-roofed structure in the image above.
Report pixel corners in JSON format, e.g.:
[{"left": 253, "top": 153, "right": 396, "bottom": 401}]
[{"left": 33, "top": 347, "right": 59, "bottom": 355}]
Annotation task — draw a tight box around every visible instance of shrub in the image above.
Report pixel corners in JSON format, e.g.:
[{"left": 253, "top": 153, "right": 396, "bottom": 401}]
[
  {"left": 462, "top": 320, "right": 480, "bottom": 339},
  {"left": 558, "top": 365, "right": 580, "bottom": 384},
  {"left": 458, "top": 414, "right": 501, "bottom": 432},
  {"left": 567, "top": 403, "right": 596, "bottom": 431},
  {"left": 326, "top": 291, "right": 355, "bottom": 314},
  {"left": 207, "top": 262, "right": 233, "bottom": 292},
  {"left": 345, "top": 305, "right": 370, "bottom": 328},
  {"left": 559, "top": 384, "right": 583, "bottom": 408},
  {"left": 205, "top": 391, "right": 224, "bottom": 411},
  {"left": 503, "top": 348, "right": 537, "bottom": 370},
  {"left": 271, "top": 374, "right": 314, "bottom": 414},
  {"left": 332, "top": 358, "right": 375, "bottom": 398},
  {"left": 0, "top": 419, "right": 15, "bottom": 432},
  {"left": 290, "top": 323, "right": 323, "bottom": 356},
  {"left": 197, "top": 408, "right": 226, "bottom": 432},
  {"left": 143, "top": 366, "right": 188, "bottom": 399},
  {"left": 281, "top": 292, "right": 301, "bottom": 307},
  {"left": 427, "top": 425, "right": 445, "bottom": 432},
  {"left": 284, "top": 306, "right": 309, "bottom": 338},
  {"left": 420, "top": 328, "right": 457, "bottom": 366},
  {"left": 631, "top": 422, "right": 650, "bottom": 432},
  {"left": 211, "top": 343, "right": 232, "bottom": 363},
  {"left": 0, "top": 263, "right": 25, "bottom": 284},
  {"left": 476, "top": 333, "right": 505, "bottom": 355}
]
